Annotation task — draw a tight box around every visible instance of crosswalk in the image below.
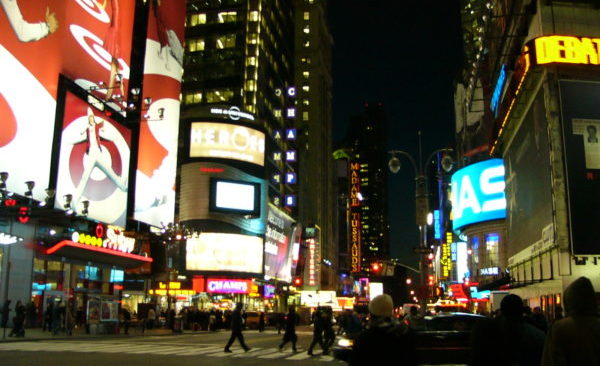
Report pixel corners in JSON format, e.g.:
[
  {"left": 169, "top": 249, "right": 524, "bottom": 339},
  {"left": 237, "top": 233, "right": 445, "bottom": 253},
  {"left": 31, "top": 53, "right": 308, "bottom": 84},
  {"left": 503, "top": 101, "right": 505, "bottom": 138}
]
[{"left": 0, "top": 341, "right": 339, "bottom": 362}]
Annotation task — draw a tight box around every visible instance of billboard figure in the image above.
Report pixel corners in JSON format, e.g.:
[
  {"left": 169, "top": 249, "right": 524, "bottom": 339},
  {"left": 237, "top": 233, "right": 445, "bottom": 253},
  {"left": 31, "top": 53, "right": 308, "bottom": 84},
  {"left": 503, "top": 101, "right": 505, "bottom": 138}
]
[
  {"left": 1, "top": 0, "right": 58, "bottom": 42},
  {"left": 70, "top": 107, "right": 128, "bottom": 210},
  {"left": 100, "top": 0, "right": 123, "bottom": 100},
  {"left": 151, "top": 0, "right": 183, "bottom": 69},
  {"left": 587, "top": 125, "right": 598, "bottom": 143}
]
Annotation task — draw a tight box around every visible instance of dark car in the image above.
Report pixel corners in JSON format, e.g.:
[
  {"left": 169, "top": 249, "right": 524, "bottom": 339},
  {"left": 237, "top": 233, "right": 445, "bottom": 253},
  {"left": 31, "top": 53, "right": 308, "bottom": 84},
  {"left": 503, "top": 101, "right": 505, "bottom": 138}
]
[{"left": 332, "top": 312, "right": 484, "bottom": 364}]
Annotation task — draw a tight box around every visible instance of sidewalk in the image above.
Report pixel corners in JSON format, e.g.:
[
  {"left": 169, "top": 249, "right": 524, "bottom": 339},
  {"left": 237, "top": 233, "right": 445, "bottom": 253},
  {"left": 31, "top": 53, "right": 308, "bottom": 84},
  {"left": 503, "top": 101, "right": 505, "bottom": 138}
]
[{"left": 0, "top": 326, "right": 186, "bottom": 343}]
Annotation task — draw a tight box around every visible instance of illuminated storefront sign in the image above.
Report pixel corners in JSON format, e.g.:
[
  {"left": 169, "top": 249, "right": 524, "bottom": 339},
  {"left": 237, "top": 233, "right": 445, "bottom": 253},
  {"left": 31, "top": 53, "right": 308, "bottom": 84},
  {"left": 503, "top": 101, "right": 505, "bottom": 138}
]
[
  {"left": 210, "top": 106, "right": 255, "bottom": 121},
  {"left": 0, "top": 232, "right": 23, "bottom": 245},
  {"left": 189, "top": 122, "right": 265, "bottom": 166},
  {"left": 308, "top": 238, "right": 317, "bottom": 286},
  {"left": 434, "top": 210, "right": 441, "bottom": 240},
  {"left": 206, "top": 279, "right": 253, "bottom": 294},
  {"left": 264, "top": 285, "right": 276, "bottom": 298},
  {"left": 440, "top": 241, "right": 452, "bottom": 279},
  {"left": 71, "top": 224, "right": 135, "bottom": 254},
  {"left": 451, "top": 159, "right": 507, "bottom": 230},
  {"left": 148, "top": 281, "right": 195, "bottom": 296},
  {"left": 480, "top": 267, "right": 500, "bottom": 276},
  {"left": 186, "top": 233, "right": 264, "bottom": 273},
  {"left": 349, "top": 162, "right": 361, "bottom": 207},
  {"left": 532, "top": 35, "right": 600, "bottom": 66},
  {"left": 491, "top": 64, "right": 507, "bottom": 117}
]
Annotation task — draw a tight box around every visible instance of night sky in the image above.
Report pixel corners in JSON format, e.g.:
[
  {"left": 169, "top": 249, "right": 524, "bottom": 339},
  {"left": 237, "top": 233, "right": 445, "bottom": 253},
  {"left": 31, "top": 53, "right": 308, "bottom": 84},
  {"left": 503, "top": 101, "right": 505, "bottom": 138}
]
[{"left": 328, "top": 0, "right": 463, "bottom": 267}]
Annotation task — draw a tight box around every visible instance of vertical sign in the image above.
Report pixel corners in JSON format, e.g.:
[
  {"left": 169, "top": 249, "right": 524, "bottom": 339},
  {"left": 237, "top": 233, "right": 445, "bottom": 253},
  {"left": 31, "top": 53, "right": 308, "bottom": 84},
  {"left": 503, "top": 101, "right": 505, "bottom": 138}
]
[
  {"left": 349, "top": 162, "right": 361, "bottom": 272},
  {"left": 440, "top": 232, "right": 453, "bottom": 279}
]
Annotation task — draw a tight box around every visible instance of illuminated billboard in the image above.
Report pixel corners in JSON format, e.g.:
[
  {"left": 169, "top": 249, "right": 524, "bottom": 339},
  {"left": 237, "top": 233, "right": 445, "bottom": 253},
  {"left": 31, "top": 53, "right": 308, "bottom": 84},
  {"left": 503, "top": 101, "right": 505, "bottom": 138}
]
[
  {"left": 0, "top": 0, "right": 135, "bottom": 200},
  {"left": 531, "top": 35, "right": 600, "bottom": 67},
  {"left": 55, "top": 91, "right": 131, "bottom": 226},
  {"left": 134, "top": 0, "right": 186, "bottom": 227},
  {"left": 186, "top": 233, "right": 263, "bottom": 274},
  {"left": 451, "top": 159, "right": 506, "bottom": 231},
  {"left": 209, "top": 178, "right": 261, "bottom": 216},
  {"left": 189, "top": 122, "right": 265, "bottom": 166},
  {"left": 264, "top": 204, "right": 295, "bottom": 283}
]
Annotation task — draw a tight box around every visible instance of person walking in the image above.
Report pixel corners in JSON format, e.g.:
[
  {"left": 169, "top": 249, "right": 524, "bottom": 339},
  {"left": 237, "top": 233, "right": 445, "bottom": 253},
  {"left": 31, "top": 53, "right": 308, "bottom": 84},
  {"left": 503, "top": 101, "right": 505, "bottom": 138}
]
[
  {"left": 349, "top": 294, "right": 417, "bottom": 366},
  {"left": 542, "top": 276, "right": 600, "bottom": 366},
  {"left": 9, "top": 300, "right": 26, "bottom": 337},
  {"left": 147, "top": 307, "right": 156, "bottom": 330},
  {"left": 258, "top": 311, "right": 265, "bottom": 332},
  {"left": 224, "top": 303, "right": 250, "bottom": 353},
  {"left": 52, "top": 300, "right": 64, "bottom": 335},
  {"left": 307, "top": 308, "right": 327, "bottom": 356},
  {"left": 471, "top": 293, "right": 545, "bottom": 366},
  {"left": 323, "top": 309, "right": 336, "bottom": 350},
  {"left": 65, "top": 301, "right": 75, "bottom": 336},
  {"left": 121, "top": 307, "right": 131, "bottom": 335},
  {"left": 279, "top": 306, "right": 299, "bottom": 352},
  {"left": 43, "top": 301, "right": 53, "bottom": 332}
]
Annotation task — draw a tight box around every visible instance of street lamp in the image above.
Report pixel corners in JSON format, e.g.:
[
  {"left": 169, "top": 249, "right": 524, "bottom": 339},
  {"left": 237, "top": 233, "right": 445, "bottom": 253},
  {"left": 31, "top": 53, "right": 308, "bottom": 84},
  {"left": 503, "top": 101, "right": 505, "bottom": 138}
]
[{"left": 388, "top": 139, "right": 453, "bottom": 314}]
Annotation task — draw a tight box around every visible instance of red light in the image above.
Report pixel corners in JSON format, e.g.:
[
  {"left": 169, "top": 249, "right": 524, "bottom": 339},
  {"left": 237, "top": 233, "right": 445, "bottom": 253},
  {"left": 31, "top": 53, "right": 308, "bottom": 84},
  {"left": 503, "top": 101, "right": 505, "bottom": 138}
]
[
  {"left": 4, "top": 199, "right": 16, "bottom": 206},
  {"left": 372, "top": 263, "right": 380, "bottom": 272},
  {"left": 293, "top": 277, "right": 302, "bottom": 286},
  {"left": 200, "top": 167, "right": 225, "bottom": 173},
  {"left": 18, "top": 206, "right": 30, "bottom": 224},
  {"left": 113, "top": 284, "right": 124, "bottom": 291}
]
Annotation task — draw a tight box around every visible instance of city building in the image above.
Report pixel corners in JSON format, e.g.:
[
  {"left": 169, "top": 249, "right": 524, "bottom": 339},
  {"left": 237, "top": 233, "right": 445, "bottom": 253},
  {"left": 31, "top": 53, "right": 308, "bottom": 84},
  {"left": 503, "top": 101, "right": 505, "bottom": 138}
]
[
  {"left": 455, "top": 0, "right": 600, "bottom": 316},
  {"left": 293, "top": 0, "right": 336, "bottom": 291}
]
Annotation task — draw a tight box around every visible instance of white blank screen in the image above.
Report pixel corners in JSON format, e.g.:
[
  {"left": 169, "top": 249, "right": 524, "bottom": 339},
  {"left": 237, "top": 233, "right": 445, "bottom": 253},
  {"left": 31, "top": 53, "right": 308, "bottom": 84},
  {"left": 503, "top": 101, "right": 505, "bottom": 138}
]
[{"left": 215, "top": 181, "right": 255, "bottom": 211}]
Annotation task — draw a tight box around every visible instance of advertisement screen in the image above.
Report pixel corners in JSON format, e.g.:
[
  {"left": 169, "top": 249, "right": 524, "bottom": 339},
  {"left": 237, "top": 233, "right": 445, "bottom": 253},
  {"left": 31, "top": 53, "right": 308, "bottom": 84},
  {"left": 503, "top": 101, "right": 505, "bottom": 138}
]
[
  {"left": 209, "top": 178, "right": 261, "bottom": 216},
  {"left": 55, "top": 91, "right": 131, "bottom": 226},
  {"left": 186, "top": 233, "right": 263, "bottom": 273},
  {"left": 189, "top": 122, "right": 266, "bottom": 166},
  {"left": 559, "top": 80, "right": 600, "bottom": 255},
  {"left": 451, "top": 159, "right": 507, "bottom": 231},
  {"left": 504, "top": 90, "right": 554, "bottom": 257},
  {"left": 134, "top": 0, "right": 186, "bottom": 227},
  {"left": 264, "top": 204, "right": 295, "bottom": 283},
  {"left": 0, "top": 0, "right": 136, "bottom": 200}
]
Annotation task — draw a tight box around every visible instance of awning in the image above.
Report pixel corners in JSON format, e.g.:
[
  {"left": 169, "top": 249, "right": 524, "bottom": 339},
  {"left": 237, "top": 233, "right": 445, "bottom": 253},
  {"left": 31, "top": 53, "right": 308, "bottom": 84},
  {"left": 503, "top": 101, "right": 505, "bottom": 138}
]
[
  {"left": 477, "top": 275, "right": 511, "bottom": 292},
  {"left": 45, "top": 240, "right": 153, "bottom": 269}
]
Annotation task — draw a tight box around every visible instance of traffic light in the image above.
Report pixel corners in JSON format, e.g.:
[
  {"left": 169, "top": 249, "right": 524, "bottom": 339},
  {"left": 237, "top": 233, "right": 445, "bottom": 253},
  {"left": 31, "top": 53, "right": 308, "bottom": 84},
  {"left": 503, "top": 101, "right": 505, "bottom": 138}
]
[
  {"left": 293, "top": 277, "right": 302, "bottom": 287},
  {"left": 428, "top": 275, "right": 435, "bottom": 287},
  {"left": 371, "top": 262, "right": 381, "bottom": 273}
]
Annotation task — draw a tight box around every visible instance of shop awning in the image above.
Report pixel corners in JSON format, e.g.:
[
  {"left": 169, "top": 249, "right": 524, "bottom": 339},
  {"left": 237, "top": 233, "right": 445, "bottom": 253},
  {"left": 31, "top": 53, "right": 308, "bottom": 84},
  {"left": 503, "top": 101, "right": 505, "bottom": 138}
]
[
  {"left": 45, "top": 240, "right": 153, "bottom": 269},
  {"left": 477, "top": 275, "right": 511, "bottom": 292}
]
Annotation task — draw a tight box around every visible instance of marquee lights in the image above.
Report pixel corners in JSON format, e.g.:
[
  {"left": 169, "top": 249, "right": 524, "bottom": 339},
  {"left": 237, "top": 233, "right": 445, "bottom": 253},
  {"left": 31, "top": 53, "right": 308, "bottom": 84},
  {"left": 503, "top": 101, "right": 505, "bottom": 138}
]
[{"left": 70, "top": 224, "right": 135, "bottom": 253}]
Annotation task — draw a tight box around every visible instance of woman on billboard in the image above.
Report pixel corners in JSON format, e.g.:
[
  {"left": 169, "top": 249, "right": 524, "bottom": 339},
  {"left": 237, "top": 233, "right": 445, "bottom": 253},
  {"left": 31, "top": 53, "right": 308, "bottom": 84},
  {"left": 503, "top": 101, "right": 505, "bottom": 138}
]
[
  {"left": 1, "top": 0, "right": 58, "bottom": 42},
  {"left": 70, "top": 107, "right": 128, "bottom": 210}
]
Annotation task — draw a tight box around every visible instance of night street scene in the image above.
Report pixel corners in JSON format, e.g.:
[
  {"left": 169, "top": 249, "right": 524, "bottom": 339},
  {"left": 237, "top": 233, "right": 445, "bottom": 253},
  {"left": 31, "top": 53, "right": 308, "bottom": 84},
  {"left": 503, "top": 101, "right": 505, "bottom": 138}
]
[{"left": 1, "top": 0, "right": 600, "bottom": 366}]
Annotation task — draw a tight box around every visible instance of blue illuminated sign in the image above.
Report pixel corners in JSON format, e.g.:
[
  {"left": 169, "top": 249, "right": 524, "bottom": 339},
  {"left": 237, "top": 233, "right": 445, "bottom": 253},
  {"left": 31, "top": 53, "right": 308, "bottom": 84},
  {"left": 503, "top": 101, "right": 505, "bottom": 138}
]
[
  {"left": 434, "top": 210, "right": 441, "bottom": 240},
  {"left": 286, "top": 172, "right": 296, "bottom": 184},
  {"left": 491, "top": 64, "right": 507, "bottom": 117},
  {"left": 285, "top": 195, "right": 296, "bottom": 207},
  {"left": 451, "top": 159, "right": 506, "bottom": 231}
]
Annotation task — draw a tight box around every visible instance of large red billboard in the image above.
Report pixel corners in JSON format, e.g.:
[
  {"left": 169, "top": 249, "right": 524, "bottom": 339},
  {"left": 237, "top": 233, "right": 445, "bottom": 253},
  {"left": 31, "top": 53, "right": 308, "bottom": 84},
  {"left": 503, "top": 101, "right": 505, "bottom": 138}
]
[
  {"left": 0, "top": 0, "right": 136, "bottom": 200},
  {"left": 55, "top": 90, "right": 131, "bottom": 226},
  {"left": 134, "top": 0, "right": 185, "bottom": 227}
]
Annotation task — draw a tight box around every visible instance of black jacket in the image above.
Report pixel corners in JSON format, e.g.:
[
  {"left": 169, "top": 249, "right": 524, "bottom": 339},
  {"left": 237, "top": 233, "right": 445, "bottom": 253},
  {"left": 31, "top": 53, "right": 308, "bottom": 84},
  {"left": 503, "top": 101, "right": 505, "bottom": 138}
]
[
  {"left": 349, "top": 317, "right": 417, "bottom": 366},
  {"left": 230, "top": 309, "right": 244, "bottom": 331}
]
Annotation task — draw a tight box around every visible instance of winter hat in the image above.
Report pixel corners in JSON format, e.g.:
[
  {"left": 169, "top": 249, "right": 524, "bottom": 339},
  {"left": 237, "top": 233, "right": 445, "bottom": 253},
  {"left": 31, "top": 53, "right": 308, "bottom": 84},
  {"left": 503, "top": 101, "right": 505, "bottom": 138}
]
[{"left": 369, "top": 294, "right": 394, "bottom": 317}]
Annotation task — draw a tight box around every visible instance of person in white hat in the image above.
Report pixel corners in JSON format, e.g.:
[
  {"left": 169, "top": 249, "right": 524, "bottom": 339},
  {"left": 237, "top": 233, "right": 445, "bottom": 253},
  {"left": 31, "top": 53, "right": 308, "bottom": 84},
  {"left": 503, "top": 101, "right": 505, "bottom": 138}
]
[{"left": 349, "top": 294, "right": 417, "bottom": 366}]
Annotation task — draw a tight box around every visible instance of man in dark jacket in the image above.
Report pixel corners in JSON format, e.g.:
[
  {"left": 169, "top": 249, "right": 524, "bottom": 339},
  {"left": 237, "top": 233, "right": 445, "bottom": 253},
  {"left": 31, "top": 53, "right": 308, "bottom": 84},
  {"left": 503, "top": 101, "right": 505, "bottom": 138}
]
[
  {"left": 542, "top": 276, "right": 600, "bottom": 366},
  {"left": 349, "top": 294, "right": 417, "bottom": 366},
  {"left": 279, "top": 306, "right": 299, "bottom": 352},
  {"left": 224, "top": 303, "right": 250, "bottom": 353},
  {"left": 471, "top": 293, "right": 545, "bottom": 366},
  {"left": 307, "top": 308, "right": 327, "bottom": 356}
]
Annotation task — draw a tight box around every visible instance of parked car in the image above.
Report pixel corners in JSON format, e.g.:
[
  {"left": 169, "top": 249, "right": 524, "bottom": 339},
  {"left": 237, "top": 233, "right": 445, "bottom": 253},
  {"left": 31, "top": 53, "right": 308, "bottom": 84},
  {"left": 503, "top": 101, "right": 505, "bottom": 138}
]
[
  {"left": 244, "top": 311, "right": 261, "bottom": 329},
  {"left": 332, "top": 312, "right": 485, "bottom": 364}
]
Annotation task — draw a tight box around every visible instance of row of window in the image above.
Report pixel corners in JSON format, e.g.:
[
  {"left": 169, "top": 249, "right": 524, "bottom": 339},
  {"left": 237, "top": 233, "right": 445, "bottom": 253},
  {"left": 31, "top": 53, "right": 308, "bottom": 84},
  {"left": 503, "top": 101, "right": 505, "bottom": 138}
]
[
  {"left": 182, "top": 88, "right": 236, "bottom": 105},
  {"left": 187, "top": 34, "right": 237, "bottom": 52}
]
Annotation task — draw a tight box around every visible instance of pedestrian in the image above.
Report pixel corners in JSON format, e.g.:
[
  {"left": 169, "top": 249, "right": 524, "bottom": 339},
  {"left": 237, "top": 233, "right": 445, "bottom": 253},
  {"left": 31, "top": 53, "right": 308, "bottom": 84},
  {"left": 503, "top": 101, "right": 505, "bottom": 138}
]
[
  {"left": 65, "top": 301, "right": 75, "bottom": 336},
  {"left": 209, "top": 309, "right": 217, "bottom": 331},
  {"left": 26, "top": 301, "right": 36, "bottom": 328},
  {"left": 147, "top": 307, "right": 156, "bottom": 329},
  {"left": 349, "top": 294, "right": 417, "bottom": 366},
  {"left": 258, "top": 311, "right": 265, "bottom": 332},
  {"left": 307, "top": 308, "right": 327, "bottom": 356},
  {"left": 1, "top": 300, "right": 11, "bottom": 339},
  {"left": 276, "top": 312, "right": 285, "bottom": 334},
  {"left": 404, "top": 306, "right": 425, "bottom": 331},
  {"left": 43, "top": 301, "right": 53, "bottom": 332},
  {"left": 345, "top": 310, "right": 362, "bottom": 336},
  {"left": 531, "top": 306, "right": 548, "bottom": 333},
  {"left": 9, "top": 300, "right": 26, "bottom": 337},
  {"left": 121, "top": 307, "right": 131, "bottom": 335},
  {"left": 52, "top": 300, "right": 64, "bottom": 335},
  {"left": 279, "top": 306, "right": 299, "bottom": 352},
  {"left": 471, "top": 293, "right": 545, "bottom": 366},
  {"left": 322, "top": 309, "right": 336, "bottom": 350},
  {"left": 542, "top": 276, "right": 600, "bottom": 366},
  {"left": 223, "top": 303, "right": 251, "bottom": 353}
]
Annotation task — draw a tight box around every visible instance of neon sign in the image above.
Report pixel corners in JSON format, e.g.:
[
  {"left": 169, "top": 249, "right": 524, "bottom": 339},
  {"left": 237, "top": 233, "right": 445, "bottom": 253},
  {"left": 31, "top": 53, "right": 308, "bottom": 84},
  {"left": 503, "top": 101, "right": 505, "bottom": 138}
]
[
  {"left": 206, "top": 279, "right": 252, "bottom": 294},
  {"left": 307, "top": 238, "right": 317, "bottom": 286},
  {"left": 451, "top": 159, "right": 507, "bottom": 230},
  {"left": 440, "top": 241, "right": 452, "bottom": 279},
  {"left": 349, "top": 162, "right": 361, "bottom": 272},
  {"left": 71, "top": 224, "right": 135, "bottom": 254},
  {"left": 0, "top": 232, "right": 23, "bottom": 245},
  {"left": 532, "top": 35, "right": 600, "bottom": 66},
  {"left": 491, "top": 64, "right": 507, "bottom": 117}
]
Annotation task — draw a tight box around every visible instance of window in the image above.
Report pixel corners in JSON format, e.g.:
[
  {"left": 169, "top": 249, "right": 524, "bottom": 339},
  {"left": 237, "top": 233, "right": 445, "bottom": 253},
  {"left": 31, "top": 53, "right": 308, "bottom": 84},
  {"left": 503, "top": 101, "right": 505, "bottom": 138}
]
[
  {"left": 246, "top": 79, "right": 256, "bottom": 92},
  {"left": 249, "top": 10, "right": 259, "bottom": 22},
  {"left": 248, "top": 33, "right": 259, "bottom": 44},
  {"left": 274, "top": 109, "right": 282, "bottom": 117},
  {"left": 302, "top": 85, "right": 309, "bottom": 92},
  {"left": 302, "top": 99, "right": 310, "bottom": 106},
  {"left": 302, "top": 71, "right": 310, "bottom": 79},
  {"left": 205, "top": 89, "right": 234, "bottom": 103},
  {"left": 303, "top": 25, "right": 310, "bottom": 34},
  {"left": 303, "top": 40, "right": 310, "bottom": 48},
  {"left": 246, "top": 56, "right": 257, "bottom": 66},
  {"left": 187, "top": 38, "right": 205, "bottom": 52},
  {"left": 301, "top": 57, "right": 311, "bottom": 64},
  {"left": 303, "top": 111, "right": 309, "bottom": 121},
  {"left": 189, "top": 13, "right": 206, "bottom": 26},
  {"left": 184, "top": 92, "right": 202, "bottom": 104},
  {"left": 217, "top": 11, "right": 237, "bottom": 23},
  {"left": 485, "top": 233, "right": 499, "bottom": 265},
  {"left": 216, "top": 34, "right": 236, "bottom": 49},
  {"left": 303, "top": 11, "right": 310, "bottom": 20}
]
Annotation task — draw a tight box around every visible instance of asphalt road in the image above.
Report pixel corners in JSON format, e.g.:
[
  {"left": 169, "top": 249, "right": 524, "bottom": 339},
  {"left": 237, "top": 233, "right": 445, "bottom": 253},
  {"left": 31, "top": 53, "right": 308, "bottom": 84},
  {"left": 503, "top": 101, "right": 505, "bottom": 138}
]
[{"left": 0, "top": 329, "right": 342, "bottom": 366}]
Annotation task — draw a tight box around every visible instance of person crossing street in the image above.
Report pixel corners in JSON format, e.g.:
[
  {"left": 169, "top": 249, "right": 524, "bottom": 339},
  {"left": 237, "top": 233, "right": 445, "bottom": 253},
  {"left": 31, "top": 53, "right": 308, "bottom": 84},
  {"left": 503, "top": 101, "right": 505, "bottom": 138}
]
[
  {"left": 279, "top": 306, "right": 299, "bottom": 352},
  {"left": 224, "top": 303, "right": 250, "bottom": 353}
]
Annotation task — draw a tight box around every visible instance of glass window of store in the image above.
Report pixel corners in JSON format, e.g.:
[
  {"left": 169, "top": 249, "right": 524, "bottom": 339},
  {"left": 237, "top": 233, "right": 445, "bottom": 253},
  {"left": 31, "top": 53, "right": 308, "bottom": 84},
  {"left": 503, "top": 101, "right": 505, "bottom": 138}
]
[
  {"left": 485, "top": 233, "right": 499, "bottom": 267},
  {"left": 471, "top": 236, "right": 480, "bottom": 264}
]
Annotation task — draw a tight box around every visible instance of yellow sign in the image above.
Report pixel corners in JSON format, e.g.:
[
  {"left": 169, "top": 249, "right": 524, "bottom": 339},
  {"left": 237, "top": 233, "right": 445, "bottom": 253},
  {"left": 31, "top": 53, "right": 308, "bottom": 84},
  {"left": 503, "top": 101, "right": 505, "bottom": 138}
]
[
  {"left": 533, "top": 35, "right": 600, "bottom": 66},
  {"left": 149, "top": 289, "right": 195, "bottom": 296},
  {"left": 440, "top": 241, "right": 452, "bottom": 279}
]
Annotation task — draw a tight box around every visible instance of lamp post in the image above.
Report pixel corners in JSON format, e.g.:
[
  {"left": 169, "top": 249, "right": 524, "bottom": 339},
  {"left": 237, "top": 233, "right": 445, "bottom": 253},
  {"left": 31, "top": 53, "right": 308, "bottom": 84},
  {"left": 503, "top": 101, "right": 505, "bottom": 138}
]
[{"left": 388, "top": 138, "right": 453, "bottom": 314}]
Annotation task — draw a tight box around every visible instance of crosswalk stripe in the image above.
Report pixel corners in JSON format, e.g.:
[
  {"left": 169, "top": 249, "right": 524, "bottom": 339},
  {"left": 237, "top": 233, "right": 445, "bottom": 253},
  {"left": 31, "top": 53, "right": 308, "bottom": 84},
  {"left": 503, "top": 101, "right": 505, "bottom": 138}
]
[
  {"left": 176, "top": 346, "right": 222, "bottom": 356},
  {"left": 285, "top": 352, "right": 313, "bottom": 360},
  {"left": 259, "top": 349, "right": 295, "bottom": 359},
  {"left": 208, "top": 349, "right": 245, "bottom": 357}
]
